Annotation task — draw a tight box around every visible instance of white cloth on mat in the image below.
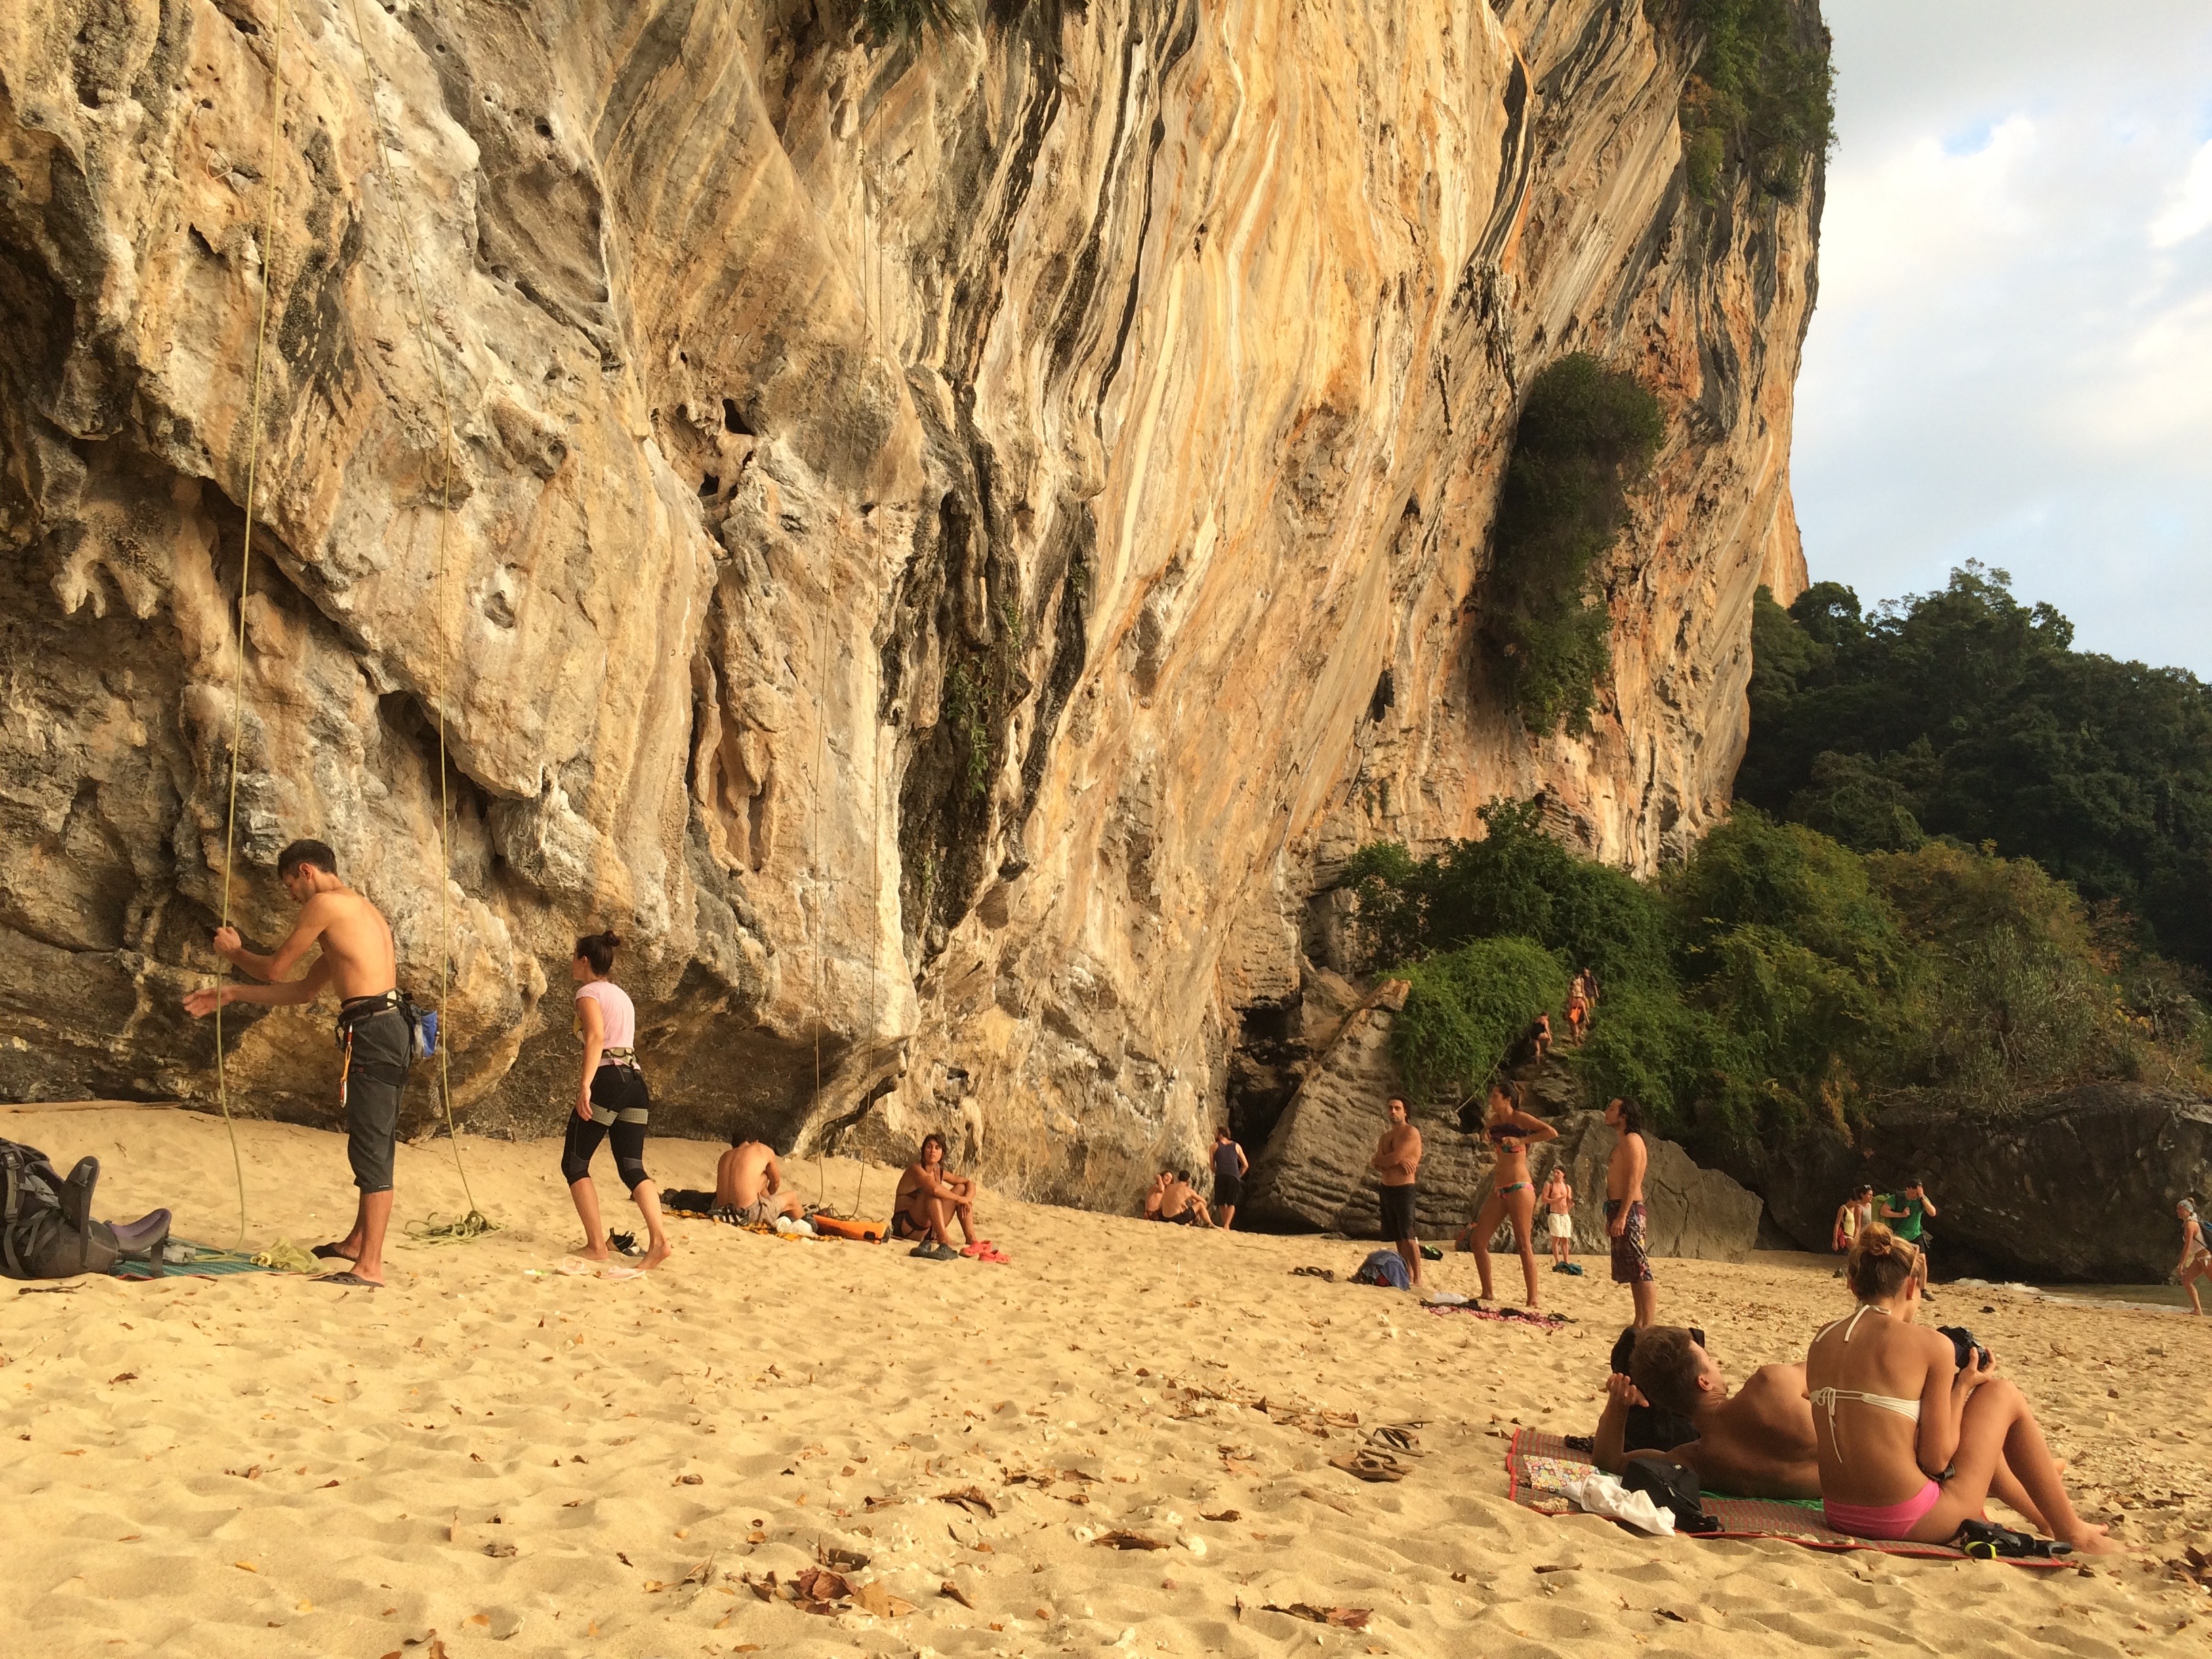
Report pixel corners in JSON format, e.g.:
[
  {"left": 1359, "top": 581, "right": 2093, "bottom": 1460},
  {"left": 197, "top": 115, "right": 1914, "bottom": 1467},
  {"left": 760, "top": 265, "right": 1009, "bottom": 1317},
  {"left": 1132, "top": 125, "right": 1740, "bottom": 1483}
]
[{"left": 1561, "top": 1470, "right": 1676, "bottom": 1536}]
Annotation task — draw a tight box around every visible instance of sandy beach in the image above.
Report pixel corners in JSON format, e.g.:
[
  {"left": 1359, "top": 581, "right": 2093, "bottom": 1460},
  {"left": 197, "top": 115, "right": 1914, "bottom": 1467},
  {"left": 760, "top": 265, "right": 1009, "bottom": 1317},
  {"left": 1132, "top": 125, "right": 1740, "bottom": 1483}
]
[{"left": 5, "top": 1103, "right": 2210, "bottom": 1658}]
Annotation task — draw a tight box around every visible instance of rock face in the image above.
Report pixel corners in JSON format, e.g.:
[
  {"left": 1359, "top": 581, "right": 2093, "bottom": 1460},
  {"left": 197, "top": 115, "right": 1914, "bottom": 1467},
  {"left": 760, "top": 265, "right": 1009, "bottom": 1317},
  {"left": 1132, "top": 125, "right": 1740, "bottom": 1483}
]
[
  {"left": 1242, "top": 985, "right": 1759, "bottom": 1259},
  {"left": 1745, "top": 1085, "right": 2212, "bottom": 1284},
  {"left": 0, "top": 0, "right": 1820, "bottom": 1202}
]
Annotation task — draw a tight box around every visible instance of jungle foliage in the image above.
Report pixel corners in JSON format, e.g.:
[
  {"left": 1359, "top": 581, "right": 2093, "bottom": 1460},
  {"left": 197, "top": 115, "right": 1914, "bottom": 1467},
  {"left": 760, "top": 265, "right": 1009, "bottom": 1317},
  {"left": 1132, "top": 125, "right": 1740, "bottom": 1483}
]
[
  {"left": 1350, "top": 798, "right": 2209, "bottom": 1157},
  {"left": 1668, "top": 0, "right": 1837, "bottom": 202}
]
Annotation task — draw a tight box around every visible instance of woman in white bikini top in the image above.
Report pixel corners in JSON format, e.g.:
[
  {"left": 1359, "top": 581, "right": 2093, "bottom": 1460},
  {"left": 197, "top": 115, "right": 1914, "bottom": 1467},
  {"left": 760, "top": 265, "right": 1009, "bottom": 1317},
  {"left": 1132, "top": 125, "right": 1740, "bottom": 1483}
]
[{"left": 1803, "top": 1224, "right": 2116, "bottom": 1553}]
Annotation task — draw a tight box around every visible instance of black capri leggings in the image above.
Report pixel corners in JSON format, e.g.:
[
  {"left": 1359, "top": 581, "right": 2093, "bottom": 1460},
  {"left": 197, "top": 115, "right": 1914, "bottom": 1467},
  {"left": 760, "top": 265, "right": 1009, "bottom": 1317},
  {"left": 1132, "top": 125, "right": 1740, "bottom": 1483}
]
[{"left": 560, "top": 1066, "right": 652, "bottom": 1193}]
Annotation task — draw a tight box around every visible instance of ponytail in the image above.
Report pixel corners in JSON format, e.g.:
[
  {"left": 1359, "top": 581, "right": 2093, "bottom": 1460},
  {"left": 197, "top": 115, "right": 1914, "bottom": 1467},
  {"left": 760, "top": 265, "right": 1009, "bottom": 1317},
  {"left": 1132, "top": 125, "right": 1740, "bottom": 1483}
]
[
  {"left": 1846, "top": 1222, "right": 1919, "bottom": 1303},
  {"left": 575, "top": 930, "right": 621, "bottom": 977}
]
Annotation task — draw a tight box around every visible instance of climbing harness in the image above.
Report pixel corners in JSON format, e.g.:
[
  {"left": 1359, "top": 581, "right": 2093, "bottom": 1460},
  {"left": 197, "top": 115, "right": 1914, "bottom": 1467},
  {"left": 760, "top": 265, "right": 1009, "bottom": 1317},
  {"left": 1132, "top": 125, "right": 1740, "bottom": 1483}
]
[{"left": 209, "top": 0, "right": 297, "bottom": 1252}]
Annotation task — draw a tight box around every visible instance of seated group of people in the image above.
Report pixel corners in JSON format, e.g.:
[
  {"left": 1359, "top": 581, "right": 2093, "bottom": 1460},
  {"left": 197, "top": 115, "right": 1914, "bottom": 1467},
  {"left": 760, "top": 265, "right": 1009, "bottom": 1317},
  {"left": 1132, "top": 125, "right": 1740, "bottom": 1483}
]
[
  {"left": 1592, "top": 1225, "right": 2115, "bottom": 1554},
  {"left": 1144, "top": 1168, "right": 1212, "bottom": 1227},
  {"left": 694, "top": 1132, "right": 985, "bottom": 1263}
]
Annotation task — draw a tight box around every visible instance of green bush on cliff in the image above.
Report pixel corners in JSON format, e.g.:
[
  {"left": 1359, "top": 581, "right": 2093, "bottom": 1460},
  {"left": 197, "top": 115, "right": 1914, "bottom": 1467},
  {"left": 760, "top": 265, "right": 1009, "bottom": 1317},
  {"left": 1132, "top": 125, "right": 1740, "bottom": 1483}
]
[
  {"left": 862, "top": 0, "right": 968, "bottom": 46},
  {"left": 1345, "top": 799, "right": 1672, "bottom": 986},
  {"left": 1668, "top": 0, "right": 1836, "bottom": 203},
  {"left": 1483, "top": 356, "right": 1666, "bottom": 736},
  {"left": 1390, "top": 937, "right": 1570, "bottom": 1105}
]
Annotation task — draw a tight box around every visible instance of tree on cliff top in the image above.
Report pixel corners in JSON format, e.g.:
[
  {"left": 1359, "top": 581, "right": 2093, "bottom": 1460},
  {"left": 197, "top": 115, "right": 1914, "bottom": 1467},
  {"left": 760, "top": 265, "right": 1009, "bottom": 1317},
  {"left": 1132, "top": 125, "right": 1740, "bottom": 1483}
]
[{"left": 1664, "top": 0, "right": 1836, "bottom": 203}]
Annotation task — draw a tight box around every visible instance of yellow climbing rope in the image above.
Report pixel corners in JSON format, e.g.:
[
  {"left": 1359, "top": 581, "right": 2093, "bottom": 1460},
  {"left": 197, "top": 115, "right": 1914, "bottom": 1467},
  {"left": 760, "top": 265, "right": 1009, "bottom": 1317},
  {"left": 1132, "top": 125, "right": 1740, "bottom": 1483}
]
[
  {"left": 336, "top": 0, "right": 491, "bottom": 1240},
  {"left": 209, "top": 0, "right": 296, "bottom": 1253}
]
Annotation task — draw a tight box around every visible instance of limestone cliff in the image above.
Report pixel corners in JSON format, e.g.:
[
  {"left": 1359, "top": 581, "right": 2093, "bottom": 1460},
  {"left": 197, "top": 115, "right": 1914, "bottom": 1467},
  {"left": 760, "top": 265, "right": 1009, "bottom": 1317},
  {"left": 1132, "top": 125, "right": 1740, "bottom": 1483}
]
[{"left": 0, "top": 0, "right": 1821, "bottom": 1203}]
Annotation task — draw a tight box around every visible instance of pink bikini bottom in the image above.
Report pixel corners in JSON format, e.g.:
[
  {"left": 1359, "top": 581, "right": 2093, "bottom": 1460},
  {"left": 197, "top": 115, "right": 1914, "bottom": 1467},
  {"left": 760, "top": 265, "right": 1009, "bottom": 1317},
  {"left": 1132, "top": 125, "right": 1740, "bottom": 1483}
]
[{"left": 1823, "top": 1480, "right": 1942, "bottom": 1540}]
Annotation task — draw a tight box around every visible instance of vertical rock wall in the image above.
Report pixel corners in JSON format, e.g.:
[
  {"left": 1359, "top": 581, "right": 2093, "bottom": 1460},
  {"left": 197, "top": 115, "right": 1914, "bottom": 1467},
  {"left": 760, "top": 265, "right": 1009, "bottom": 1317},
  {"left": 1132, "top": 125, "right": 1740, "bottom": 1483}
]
[{"left": 0, "top": 0, "right": 1820, "bottom": 1206}]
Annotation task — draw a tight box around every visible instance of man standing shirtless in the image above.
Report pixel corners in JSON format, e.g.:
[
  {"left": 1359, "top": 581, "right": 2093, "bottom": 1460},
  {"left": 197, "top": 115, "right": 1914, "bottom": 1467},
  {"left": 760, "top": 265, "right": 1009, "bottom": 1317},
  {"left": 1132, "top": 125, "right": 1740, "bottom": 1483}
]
[
  {"left": 714, "top": 1139, "right": 806, "bottom": 1226},
  {"left": 1369, "top": 1095, "right": 1423, "bottom": 1290},
  {"left": 1604, "top": 1097, "right": 1656, "bottom": 1328},
  {"left": 182, "top": 839, "right": 407, "bottom": 1288}
]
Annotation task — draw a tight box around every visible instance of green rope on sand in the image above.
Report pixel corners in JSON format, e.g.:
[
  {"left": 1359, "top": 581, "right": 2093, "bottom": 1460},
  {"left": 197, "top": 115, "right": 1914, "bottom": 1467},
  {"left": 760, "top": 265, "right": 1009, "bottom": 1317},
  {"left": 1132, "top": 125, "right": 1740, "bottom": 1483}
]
[{"left": 405, "top": 1208, "right": 499, "bottom": 1246}]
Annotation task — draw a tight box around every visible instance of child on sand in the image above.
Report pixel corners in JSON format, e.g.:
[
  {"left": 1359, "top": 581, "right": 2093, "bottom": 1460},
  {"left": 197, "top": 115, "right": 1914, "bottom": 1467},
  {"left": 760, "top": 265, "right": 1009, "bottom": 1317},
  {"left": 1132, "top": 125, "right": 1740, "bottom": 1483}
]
[{"left": 1542, "top": 1167, "right": 1575, "bottom": 1265}]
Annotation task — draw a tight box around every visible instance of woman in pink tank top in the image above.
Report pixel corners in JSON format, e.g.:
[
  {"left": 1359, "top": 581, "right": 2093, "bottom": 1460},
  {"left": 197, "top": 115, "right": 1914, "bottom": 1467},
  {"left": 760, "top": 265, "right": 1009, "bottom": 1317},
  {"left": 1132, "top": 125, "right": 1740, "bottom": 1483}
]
[{"left": 560, "top": 931, "right": 670, "bottom": 1271}]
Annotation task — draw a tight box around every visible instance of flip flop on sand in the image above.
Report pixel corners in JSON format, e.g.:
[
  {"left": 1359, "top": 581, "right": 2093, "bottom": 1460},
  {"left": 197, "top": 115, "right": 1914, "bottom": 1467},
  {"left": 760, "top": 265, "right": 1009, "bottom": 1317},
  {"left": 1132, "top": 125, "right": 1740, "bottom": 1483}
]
[
  {"left": 1329, "top": 1450, "right": 1407, "bottom": 1483},
  {"left": 975, "top": 1245, "right": 1010, "bottom": 1265},
  {"left": 600, "top": 1265, "right": 644, "bottom": 1281},
  {"left": 313, "top": 1271, "right": 380, "bottom": 1290},
  {"left": 555, "top": 1259, "right": 600, "bottom": 1277}
]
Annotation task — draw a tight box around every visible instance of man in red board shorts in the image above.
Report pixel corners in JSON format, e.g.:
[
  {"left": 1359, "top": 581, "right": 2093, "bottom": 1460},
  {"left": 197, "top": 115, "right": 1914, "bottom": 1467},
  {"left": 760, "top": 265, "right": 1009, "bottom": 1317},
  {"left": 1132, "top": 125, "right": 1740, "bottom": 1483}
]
[{"left": 1604, "top": 1096, "right": 1656, "bottom": 1328}]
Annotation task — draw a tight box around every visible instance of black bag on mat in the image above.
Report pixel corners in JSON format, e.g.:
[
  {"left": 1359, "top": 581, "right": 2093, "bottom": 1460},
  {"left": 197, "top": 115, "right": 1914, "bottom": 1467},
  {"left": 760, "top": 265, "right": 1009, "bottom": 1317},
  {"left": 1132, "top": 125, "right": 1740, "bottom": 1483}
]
[{"left": 0, "top": 1139, "right": 167, "bottom": 1279}]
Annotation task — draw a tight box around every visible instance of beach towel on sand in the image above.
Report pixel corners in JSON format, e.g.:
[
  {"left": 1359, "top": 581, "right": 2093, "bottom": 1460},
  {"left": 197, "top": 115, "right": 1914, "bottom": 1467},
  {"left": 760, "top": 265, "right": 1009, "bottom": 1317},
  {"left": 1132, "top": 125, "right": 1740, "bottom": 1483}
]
[
  {"left": 1503, "top": 1430, "right": 2070, "bottom": 1566},
  {"left": 110, "top": 1241, "right": 279, "bottom": 1282}
]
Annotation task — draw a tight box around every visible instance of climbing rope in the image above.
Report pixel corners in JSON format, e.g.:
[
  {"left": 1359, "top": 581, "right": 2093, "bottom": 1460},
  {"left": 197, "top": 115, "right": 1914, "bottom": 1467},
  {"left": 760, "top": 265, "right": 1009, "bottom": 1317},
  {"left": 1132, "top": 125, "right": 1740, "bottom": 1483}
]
[
  {"left": 209, "top": 0, "right": 296, "bottom": 1253},
  {"left": 855, "top": 56, "right": 882, "bottom": 1224},
  {"left": 340, "top": 0, "right": 489, "bottom": 1239}
]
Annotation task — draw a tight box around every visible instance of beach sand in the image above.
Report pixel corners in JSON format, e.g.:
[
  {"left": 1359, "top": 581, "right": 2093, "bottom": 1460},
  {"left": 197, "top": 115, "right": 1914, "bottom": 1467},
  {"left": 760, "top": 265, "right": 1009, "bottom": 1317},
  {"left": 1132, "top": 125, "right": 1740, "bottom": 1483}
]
[{"left": 5, "top": 1103, "right": 2209, "bottom": 1657}]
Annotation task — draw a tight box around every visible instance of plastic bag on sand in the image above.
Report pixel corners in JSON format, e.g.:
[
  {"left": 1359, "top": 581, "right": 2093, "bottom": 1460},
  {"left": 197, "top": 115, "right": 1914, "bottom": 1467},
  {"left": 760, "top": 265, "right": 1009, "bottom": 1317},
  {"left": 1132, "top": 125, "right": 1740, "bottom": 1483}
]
[{"left": 1562, "top": 1470, "right": 1676, "bottom": 1536}]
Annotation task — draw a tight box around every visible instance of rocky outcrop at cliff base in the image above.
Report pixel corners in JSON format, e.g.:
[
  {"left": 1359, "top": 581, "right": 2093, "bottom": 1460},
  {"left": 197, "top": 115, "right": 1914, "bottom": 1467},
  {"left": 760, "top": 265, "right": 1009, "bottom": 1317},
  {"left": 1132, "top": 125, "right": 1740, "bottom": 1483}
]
[
  {"left": 1240, "top": 982, "right": 1759, "bottom": 1258},
  {"left": 1746, "top": 1084, "right": 2212, "bottom": 1283}
]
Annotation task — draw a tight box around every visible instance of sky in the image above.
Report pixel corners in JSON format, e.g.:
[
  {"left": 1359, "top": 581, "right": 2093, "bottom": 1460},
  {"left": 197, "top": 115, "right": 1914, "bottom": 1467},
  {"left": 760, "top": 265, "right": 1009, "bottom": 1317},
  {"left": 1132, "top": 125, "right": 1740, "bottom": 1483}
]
[{"left": 1791, "top": 1, "right": 2212, "bottom": 675}]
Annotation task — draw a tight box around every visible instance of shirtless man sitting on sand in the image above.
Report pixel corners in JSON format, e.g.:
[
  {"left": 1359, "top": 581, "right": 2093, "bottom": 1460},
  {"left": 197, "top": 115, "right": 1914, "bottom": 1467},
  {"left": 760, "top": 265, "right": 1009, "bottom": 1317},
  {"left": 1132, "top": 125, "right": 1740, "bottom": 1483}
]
[
  {"left": 714, "top": 1139, "right": 805, "bottom": 1226},
  {"left": 895, "top": 1133, "right": 979, "bottom": 1259},
  {"left": 1598, "top": 1324, "right": 2067, "bottom": 1529}
]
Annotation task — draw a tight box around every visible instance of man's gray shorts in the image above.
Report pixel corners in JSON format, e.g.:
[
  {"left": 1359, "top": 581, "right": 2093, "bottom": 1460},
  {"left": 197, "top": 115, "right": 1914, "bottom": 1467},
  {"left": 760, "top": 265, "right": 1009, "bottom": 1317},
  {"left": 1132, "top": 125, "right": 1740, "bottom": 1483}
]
[{"left": 344, "top": 1008, "right": 413, "bottom": 1194}]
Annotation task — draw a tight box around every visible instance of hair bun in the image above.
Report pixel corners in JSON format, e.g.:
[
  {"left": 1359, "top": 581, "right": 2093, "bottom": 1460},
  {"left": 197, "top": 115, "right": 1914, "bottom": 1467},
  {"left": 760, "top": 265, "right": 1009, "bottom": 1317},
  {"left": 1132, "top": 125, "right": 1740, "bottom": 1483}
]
[
  {"left": 602, "top": 930, "right": 622, "bottom": 947},
  {"left": 1866, "top": 1235, "right": 1891, "bottom": 1256}
]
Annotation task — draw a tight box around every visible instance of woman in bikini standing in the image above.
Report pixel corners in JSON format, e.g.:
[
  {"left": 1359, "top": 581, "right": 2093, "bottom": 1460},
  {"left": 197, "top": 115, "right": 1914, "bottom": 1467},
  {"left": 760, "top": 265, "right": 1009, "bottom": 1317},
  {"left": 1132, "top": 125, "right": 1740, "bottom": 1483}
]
[
  {"left": 1465, "top": 1081, "right": 1557, "bottom": 1308},
  {"left": 562, "top": 931, "right": 671, "bottom": 1273},
  {"left": 2177, "top": 1198, "right": 2211, "bottom": 1315},
  {"left": 1805, "top": 1225, "right": 2113, "bottom": 1552}
]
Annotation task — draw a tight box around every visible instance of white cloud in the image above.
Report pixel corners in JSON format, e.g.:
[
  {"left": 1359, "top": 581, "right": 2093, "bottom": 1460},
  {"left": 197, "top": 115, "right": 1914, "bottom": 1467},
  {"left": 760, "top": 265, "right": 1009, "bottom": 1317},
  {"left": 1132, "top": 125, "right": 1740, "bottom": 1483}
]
[
  {"left": 1792, "top": 1, "right": 2212, "bottom": 674},
  {"left": 2150, "top": 141, "right": 2212, "bottom": 248}
]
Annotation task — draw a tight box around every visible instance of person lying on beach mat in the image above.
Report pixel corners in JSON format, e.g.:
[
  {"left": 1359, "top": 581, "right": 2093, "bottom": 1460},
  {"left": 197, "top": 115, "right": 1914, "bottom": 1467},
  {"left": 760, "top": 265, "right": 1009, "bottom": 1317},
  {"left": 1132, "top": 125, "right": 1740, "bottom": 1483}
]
[
  {"left": 1597, "top": 1319, "right": 2074, "bottom": 1530},
  {"left": 1806, "top": 1225, "right": 2117, "bottom": 1554},
  {"left": 894, "top": 1133, "right": 982, "bottom": 1260}
]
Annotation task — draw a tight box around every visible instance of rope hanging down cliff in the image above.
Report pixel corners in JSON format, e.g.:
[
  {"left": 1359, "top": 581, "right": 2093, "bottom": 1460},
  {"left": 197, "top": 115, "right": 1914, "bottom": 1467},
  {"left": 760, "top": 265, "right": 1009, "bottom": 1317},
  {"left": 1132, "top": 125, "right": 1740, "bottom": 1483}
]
[
  {"left": 340, "top": 0, "right": 491, "bottom": 1242},
  {"left": 209, "top": 0, "right": 298, "bottom": 1252}
]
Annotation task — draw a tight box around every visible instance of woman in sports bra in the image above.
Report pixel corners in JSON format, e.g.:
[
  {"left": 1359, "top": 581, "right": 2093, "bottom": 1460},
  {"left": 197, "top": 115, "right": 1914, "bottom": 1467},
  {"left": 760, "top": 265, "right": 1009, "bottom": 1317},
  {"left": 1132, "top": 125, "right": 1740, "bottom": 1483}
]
[
  {"left": 1805, "top": 1224, "right": 2112, "bottom": 1552},
  {"left": 1461, "top": 1081, "right": 1557, "bottom": 1309},
  {"left": 2177, "top": 1198, "right": 2211, "bottom": 1315},
  {"left": 562, "top": 931, "right": 672, "bottom": 1273}
]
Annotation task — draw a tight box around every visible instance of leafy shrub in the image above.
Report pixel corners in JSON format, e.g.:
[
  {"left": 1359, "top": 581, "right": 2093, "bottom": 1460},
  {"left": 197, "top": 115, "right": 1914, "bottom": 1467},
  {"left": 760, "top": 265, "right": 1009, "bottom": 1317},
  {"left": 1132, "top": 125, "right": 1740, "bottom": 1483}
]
[
  {"left": 1389, "top": 937, "right": 1570, "bottom": 1105},
  {"left": 863, "top": 0, "right": 968, "bottom": 45},
  {"left": 1483, "top": 356, "right": 1666, "bottom": 735},
  {"left": 1344, "top": 800, "right": 1672, "bottom": 987},
  {"left": 1670, "top": 0, "right": 1835, "bottom": 203},
  {"left": 1572, "top": 983, "right": 1758, "bottom": 1141}
]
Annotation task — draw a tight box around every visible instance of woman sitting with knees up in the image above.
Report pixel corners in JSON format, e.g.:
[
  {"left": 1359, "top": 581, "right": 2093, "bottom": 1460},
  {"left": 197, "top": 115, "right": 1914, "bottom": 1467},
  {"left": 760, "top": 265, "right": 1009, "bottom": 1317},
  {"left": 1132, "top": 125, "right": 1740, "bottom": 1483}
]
[
  {"left": 561, "top": 930, "right": 671, "bottom": 1273},
  {"left": 1805, "top": 1225, "right": 2113, "bottom": 1553}
]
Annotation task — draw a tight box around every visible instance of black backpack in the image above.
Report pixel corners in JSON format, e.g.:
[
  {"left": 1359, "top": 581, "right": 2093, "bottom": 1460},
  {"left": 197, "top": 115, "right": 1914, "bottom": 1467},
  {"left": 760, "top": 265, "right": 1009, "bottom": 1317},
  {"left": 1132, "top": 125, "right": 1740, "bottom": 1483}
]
[{"left": 0, "top": 1139, "right": 167, "bottom": 1280}]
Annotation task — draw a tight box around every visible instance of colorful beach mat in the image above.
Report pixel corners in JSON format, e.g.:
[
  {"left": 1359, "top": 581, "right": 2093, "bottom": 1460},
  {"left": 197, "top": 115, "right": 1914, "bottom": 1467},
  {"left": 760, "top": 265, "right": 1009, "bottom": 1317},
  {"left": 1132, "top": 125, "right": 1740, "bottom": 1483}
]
[{"left": 1504, "top": 1429, "right": 2070, "bottom": 1566}]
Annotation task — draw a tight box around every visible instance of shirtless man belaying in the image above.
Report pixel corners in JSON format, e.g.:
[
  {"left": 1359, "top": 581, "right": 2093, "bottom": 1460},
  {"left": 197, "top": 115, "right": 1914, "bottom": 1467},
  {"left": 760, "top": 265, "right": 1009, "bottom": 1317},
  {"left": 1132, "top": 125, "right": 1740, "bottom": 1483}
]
[
  {"left": 895, "top": 1132, "right": 980, "bottom": 1261},
  {"left": 715, "top": 1139, "right": 805, "bottom": 1226},
  {"left": 1604, "top": 1096, "right": 1656, "bottom": 1328},
  {"left": 182, "top": 838, "right": 406, "bottom": 1288},
  {"left": 1369, "top": 1095, "right": 1424, "bottom": 1290}
]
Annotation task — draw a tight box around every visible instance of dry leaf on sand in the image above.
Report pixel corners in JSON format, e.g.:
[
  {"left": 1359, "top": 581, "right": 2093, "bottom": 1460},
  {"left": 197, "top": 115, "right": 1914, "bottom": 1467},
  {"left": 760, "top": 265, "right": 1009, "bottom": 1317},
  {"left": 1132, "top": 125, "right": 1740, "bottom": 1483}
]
[
  {"left": 1093, "top": 1530, "right": 1168, "bottom": 1551},
  {"left": 936, "top": 1486, "right": 997, "bottom": 1517},
  {"left": 940, "top": 1580, "right": 975, "bottom": 1607},
  {"left": 1265, "top": 1603, "right": 1372, "bottom": 1631}
]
